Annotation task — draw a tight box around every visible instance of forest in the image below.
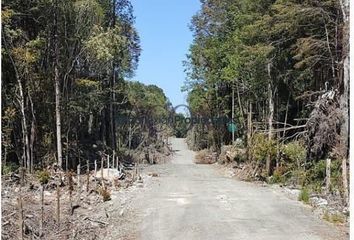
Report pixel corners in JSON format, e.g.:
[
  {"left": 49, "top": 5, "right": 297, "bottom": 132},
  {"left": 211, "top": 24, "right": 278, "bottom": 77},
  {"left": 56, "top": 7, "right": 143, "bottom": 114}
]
[
  {"left": 184, "top": 0, "right": 349, "bottom": 205},
  {"left": 1, "top": 1, "right": 178, "bottom": 237},
  {"left": 2, "top": 0, "right": 174, "bottom": 173}
]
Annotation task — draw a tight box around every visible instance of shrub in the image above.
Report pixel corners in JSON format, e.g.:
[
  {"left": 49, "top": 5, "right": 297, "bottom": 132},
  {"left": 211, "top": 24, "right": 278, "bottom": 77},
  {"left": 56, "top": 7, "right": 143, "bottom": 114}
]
[
  {"left": 249, "top": 134, "right": 277, "bottom": 164},
  {"left": 298, "top": 187, "right": 310, "bottom": 203},
  {"left": 99, "top": 186, "right": 111, "bottom": 202},
  {"left": 282, "top": 141, "right": 306, "bottom": 168},
  {"left": 305, "top": 159, "right": 343, "bottom": 193},
  {"left": 37, "top": 170, "right": 50, "bottom": 185},
  {"left": 194, "top": 149, "right": 215, "bottom": 164},
  {"left": 268, "top": 168, "right": 286, "bottom": 184},
  {"left": 2, "top": 162, "right": 19, "bottom": 175},
  {"left": 309, "top": 160, "right": 326, "bottom": 180},
  {"left": 327, "top": 160, "right": 342, "bottom": 192}
]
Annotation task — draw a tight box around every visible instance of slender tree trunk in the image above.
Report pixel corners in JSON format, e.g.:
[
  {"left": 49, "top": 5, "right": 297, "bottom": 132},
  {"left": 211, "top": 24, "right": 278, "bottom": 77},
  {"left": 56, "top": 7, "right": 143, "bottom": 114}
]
[
  {"left": 231, "top": 83, "right": 235, "bottom": 144},
  {"left": 339, "top": 0, "right": 349, "bottom": 205},
  {"left": 54, "top": 0, "right": 63, "bottom": 169},
  {"left": 324, "top": 23, "right": 336, "bottom": 79},
  {"left": 109, "top": 0, "right": 117, "bottom": 150},
  {"left": 266, "top": 63, "right": 274, "bottom": 176},
  {"left": 3, "top": 35, "right": 31, "bottom": 171},
  {"left": 18, "top": 82, "right": 30, "bottom": 170},
  {"left": 236, "top": 86, "right": 245, "bottom": 129},
  {"left": 110, "top": 64, "right": 116, "bottom": 149},
  {"left": 28, "top": 91, "right": 36, "bottom": 173},
  {"left": 128, "top": 120, "right": 132, "bottom": 150},
  {"left": 66, "top": 124, "right": 70, "bottom": 171},
  {"left": 101, "top": 109, "right": 107, "bottom": 145},
  {"left": 246, "top": 101, "right": 252, "bottom": 161},
  {"left": 283, "top": 95, "right": 290, "bottom": 138}
]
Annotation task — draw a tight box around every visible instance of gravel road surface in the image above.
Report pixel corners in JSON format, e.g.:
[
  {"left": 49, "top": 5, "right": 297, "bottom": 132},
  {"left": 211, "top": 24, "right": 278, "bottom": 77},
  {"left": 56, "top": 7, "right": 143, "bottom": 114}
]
[{"left": 121, "top": 138, "right": 347, "bottom": 240}]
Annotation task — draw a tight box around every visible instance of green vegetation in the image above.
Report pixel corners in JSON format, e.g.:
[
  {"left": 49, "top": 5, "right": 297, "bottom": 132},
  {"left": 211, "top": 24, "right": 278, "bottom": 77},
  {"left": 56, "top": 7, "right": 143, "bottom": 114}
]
[
  {"left": 184, "top": 0, "right": 349, "bottom": 204},
  {"left": 37, "top": 170, "right": 51, "bottom": 185},
  {"left": 173, "top": 113, "right": 189, "bottom": 138},
  {"left": 298, "top": 188, "right": 310, "bottom": 204},
  {"left": 1, "top": 0, "right": 172, "bottom": 173},
  {"left": 2, "top": 162, "right": 19, "bottom": 175},
  {"left": 249, "top": 134, "right": 277, "bottom": 165}
]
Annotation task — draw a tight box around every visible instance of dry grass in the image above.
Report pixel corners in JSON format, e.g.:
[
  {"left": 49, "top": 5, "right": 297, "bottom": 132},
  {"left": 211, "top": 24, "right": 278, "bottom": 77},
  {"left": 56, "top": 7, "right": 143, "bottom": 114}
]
[
  {"left": 194, "top": 149, "right": 215, "bottom": 164},
  {"left": 323, "top": 211, "right": 346, "bottom": 224},
  {"left": 99, "top": 186, "right": 111, "bottom": 202}
]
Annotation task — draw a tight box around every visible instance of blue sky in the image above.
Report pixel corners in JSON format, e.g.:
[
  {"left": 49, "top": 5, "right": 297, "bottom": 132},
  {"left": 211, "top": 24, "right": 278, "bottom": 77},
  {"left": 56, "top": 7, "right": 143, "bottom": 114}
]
[{"left": 130, "top": 0, "right": 200, "bottom": 107}]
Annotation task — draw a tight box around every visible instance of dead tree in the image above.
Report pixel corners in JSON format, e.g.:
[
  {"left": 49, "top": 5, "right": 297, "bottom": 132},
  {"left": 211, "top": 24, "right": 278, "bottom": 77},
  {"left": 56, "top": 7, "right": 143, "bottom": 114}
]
[{"left": 305, "top": 91, "right": 340, "bottom": 159}]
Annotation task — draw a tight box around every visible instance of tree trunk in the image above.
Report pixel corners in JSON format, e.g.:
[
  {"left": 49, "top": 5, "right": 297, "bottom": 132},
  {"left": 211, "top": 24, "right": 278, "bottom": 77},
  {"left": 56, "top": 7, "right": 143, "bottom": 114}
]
[
  {"left": 3, "top": 35, "right": 31, "bottom": 171},
  {"left": 246, "top": 101, "right": 252, "bottom": 161},
  {"left": 231, "top": 83, "right": 235, "bottom": 144},
  {"left": 28, "top": 91, "right": 36, "bottom": 173},
  {"left": 266, "top": 63, "right": 274, "bottom": 176},
  {"left": 282, "top": 95, "right": 290, "bottom": 138},
  {"left": 128, "top": 120, "right": 132, "bottom": 150},
  {"left": 54, "top": 0, "right": 63, "bottom": 169},
  {"left": 66, "top": 125, "right": 70, "bottom": 171},
  {"left": 339, "top": 0, "right": 349, "bottom": 205},
  {"left": 18, "top": 81, "right": 30, "bottom": 170},
  {"left": 109, "top": 0, "right": 117, "bottom": 150}
]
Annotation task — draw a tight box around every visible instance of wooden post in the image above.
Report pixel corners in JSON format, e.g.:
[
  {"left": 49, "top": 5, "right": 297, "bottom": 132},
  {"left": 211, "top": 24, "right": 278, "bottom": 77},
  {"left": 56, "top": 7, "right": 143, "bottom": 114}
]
[
  {"left": 56, "top": 184, "right": 60, "bottom": 228},
  {"left": 326, "top": 158, "right": 331, "bottom": 194},
  {"left": 86, "top": 160, "right": 90, "bottom": 192},
  {"left": 94, "top": 160, "right": 97, "bottom": 184},
  {"left": 18, "top": 193, "right": 24, "bottom": 240},
  {"left": 137, "top": 159, "right": 140, "bottom": 180},
  {"left": 113, "top": 151, "right": 115, "bottom": 168},
  {"left": 107, "top": 155, "right": 110, "bottom": 178},
  {"left": 40, "top": 185, "right": 44, "bottom": 237},
  {"left": 116, "top": 156, "right": 119, "bottom": 171},
  {"left": 77, "top": 164, "right": 80, "bottom": 192},
  {"left": 101, "top": 156, "right": 104, "bottom": 183},
  {"left": 77, "top": 164, "right": 80, "bottom": 203},
  {"left": 68, "top": 171, "right": 73, "bottom": 215}
]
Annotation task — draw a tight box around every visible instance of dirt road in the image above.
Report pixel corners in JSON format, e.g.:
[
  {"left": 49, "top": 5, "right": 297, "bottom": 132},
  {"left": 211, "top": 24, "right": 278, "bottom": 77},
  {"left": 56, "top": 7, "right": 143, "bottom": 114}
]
[{"left": 119, "top": 138, "right": 347, "bottom": 240}]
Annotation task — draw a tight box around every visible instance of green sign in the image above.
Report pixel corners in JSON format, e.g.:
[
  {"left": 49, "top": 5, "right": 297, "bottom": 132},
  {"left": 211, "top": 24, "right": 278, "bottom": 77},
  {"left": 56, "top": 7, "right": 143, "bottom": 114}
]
[{"left": 227, "top": 122, "right": 237, "bottom": 133}]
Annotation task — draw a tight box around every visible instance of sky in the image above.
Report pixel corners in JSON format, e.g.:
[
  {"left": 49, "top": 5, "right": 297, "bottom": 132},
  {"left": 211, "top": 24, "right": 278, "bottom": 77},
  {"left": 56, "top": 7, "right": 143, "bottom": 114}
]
[{"left": 130, "top": 0, "right": 200, "bottom": 108}]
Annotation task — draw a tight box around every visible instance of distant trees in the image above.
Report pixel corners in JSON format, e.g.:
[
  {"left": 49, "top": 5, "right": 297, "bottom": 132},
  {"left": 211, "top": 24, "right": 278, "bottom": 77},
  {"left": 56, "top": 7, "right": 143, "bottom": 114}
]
[{"left": 125, "top": 81, "right": 171, "bottom": 149}]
